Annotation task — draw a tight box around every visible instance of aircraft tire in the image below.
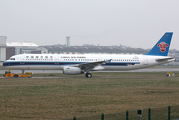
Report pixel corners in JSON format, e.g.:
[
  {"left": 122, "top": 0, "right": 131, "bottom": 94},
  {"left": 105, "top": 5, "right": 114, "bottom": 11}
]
[
  {"left": 14, "top": 74, "right": 18, "bottom": 78},
  {"left": 85, "top": 73, "right": 92, "bottom": 78}
]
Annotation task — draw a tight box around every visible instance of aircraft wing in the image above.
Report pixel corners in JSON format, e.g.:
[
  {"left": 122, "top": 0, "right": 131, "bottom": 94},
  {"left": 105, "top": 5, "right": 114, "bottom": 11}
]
[
  {"left": 156, "top": 57, "right": 175, "bottom": 62},
  {"left": 72, "top": 59, "right": 112, "bottom": 72}
]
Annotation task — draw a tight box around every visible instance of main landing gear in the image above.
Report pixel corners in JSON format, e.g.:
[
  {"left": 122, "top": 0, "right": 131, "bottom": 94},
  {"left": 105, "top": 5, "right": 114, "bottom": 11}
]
[{"left": 85, "top": 73, "right": 92, "bottom": 78}]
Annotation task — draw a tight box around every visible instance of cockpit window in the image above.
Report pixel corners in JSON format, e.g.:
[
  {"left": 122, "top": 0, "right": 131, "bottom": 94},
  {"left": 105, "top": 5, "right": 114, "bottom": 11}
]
[{"left": 10, "top": 58, "right": 15, "bottom": 60}]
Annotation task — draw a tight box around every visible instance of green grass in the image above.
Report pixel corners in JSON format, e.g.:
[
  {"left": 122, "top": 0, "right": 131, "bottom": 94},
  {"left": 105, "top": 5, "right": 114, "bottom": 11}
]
[{"left": 0, "top": 72, "right": 179, "bottom": 120}]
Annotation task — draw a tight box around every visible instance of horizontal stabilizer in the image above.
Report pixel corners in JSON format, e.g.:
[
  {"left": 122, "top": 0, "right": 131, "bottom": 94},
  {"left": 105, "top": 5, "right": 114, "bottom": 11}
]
[{"left": 156, "top": 57, "right": 175, "bottom": 62}]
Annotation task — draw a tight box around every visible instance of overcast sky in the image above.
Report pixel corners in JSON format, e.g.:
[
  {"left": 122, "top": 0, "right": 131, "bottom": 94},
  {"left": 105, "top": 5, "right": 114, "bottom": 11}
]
[{"left": 0, "top": 0, "right": 179, "bottom": 49}]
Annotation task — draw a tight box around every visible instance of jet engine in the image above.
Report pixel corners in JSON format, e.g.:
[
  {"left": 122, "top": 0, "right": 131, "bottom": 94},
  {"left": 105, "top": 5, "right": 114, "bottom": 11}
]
[{"left": 63, "top": 66, "right": 84, "bottom": 75}]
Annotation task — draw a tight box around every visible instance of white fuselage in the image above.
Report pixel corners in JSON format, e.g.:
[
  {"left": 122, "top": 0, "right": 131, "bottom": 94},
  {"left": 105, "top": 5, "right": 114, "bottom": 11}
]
[{"left": 3, "top": 54, "right": 175, "bottom": 71}]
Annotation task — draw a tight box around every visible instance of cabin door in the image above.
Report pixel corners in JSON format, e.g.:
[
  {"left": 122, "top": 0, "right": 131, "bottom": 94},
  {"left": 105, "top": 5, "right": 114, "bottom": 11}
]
[
  {"left": 20, "top": 56, "right": 25, "bottom": 64},
  {"left": 98, "top": 57, "right": 102, "bottom": 61},
  {"left": 143, "top": 57, "right": 148, "bottom": 65},
  {"left": 54, "top": 55, "right": 59, "bottom": 64}
]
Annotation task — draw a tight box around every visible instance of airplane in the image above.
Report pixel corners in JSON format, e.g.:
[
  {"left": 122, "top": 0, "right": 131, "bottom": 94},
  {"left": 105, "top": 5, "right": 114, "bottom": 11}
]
[{"left": 3, "top": 32, "right": 175, "bottom": 78}]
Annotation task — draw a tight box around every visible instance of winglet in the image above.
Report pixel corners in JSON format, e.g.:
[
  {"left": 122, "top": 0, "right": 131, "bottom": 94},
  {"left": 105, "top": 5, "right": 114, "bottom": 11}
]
[{"left": 145, "top": 32, "right": 173, "bottom": 56}]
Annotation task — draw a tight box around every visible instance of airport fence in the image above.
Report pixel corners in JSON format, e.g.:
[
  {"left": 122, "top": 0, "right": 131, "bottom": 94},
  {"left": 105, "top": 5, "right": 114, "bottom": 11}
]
[{"left": 62, "top": 105, "right": 179, "bottom": 120}]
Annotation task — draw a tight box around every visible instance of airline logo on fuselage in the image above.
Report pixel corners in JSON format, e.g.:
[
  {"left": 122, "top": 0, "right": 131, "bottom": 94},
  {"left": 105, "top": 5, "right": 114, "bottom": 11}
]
[{"left": 157, "top": 42, "right": 168, "bottom": 52}]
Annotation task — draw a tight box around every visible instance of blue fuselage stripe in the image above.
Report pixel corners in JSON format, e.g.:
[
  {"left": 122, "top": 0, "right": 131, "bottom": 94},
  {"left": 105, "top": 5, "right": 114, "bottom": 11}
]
[{"left": 3, "top": 61, "right": 140, "bottom": 67}]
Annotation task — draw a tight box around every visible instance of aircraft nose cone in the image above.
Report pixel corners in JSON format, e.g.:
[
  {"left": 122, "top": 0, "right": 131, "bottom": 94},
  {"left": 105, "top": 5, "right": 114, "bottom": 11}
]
[{"left": 3, "top": 61, "right": 7, "bottom": 67}]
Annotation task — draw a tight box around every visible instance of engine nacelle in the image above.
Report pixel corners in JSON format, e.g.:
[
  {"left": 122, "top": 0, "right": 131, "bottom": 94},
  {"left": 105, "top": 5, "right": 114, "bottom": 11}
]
[{"left": 63, "top": 66, "right": 84, "bottom": 75}]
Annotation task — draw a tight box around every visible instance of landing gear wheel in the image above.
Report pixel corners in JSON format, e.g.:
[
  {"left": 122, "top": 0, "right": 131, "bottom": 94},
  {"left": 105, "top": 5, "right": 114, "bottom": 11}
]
[
  {"left": 85, "top": 73, "right": 92, "bottom": 78},
  {"left": 14, "top": 74, "right": 18, "bottom": 78}
]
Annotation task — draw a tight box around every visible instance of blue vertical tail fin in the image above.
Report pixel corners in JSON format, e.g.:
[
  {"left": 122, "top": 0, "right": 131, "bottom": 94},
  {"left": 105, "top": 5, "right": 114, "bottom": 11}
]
[{"left": 145, "top": 32, "right": 173, "bottom": 56}]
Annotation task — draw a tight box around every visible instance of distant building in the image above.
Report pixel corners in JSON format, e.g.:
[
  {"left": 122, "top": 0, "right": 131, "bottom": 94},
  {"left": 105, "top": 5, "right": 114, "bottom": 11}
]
[
  {"left": 31, "top": 46, "right": 48, "bottom": 54},
  {"left": 6, "top": 42, "right": 39, "bottom": 54},
  {"left": 0, "top": 36, "right": 7, "bottom": 61},
  {"left": 6, "top": 47, "right": 15, "bottom": 60},
  {"left": 31, "top": 50, "right": 41, "bottom": 54},
  {"left": 44, "top": 45, "right": 148, "bottom": 54}
]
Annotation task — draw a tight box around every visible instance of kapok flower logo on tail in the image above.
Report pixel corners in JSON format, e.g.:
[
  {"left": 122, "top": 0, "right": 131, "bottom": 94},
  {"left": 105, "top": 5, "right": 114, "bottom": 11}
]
[{"left": 157, "top": 42, "right": 168, "bottom": 52}]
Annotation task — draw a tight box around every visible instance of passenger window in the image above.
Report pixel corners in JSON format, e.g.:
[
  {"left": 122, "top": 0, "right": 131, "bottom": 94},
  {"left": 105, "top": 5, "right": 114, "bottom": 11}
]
[
  {"left": 31, "top": 56, "right": 34, "bottom": 58},
  {"left": 36, "top": 56, "right": 39, "bottom": 58}
]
